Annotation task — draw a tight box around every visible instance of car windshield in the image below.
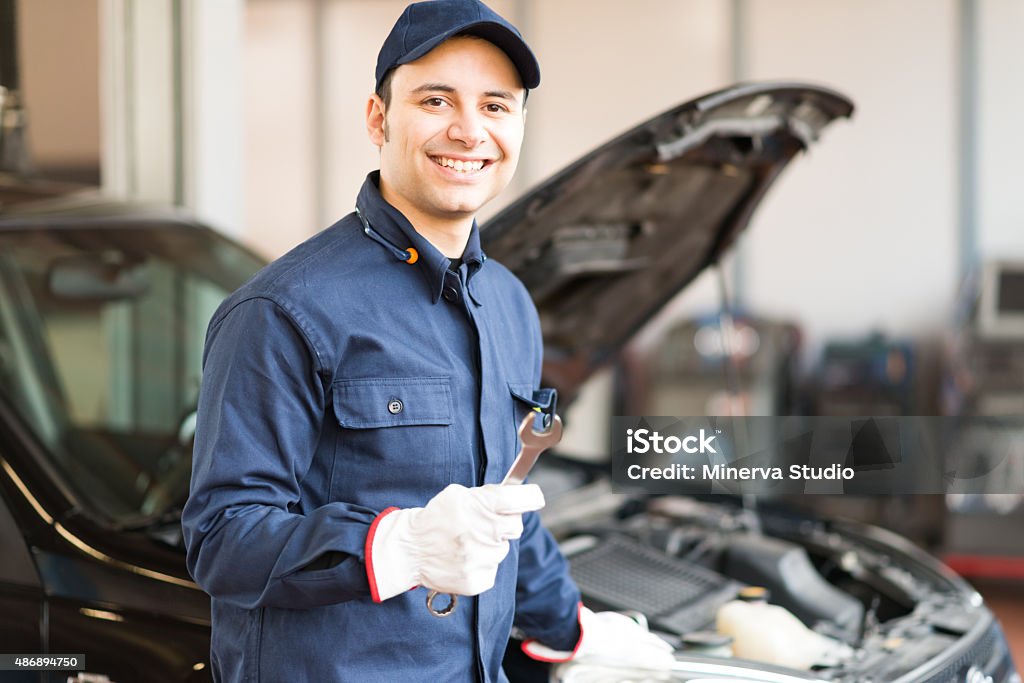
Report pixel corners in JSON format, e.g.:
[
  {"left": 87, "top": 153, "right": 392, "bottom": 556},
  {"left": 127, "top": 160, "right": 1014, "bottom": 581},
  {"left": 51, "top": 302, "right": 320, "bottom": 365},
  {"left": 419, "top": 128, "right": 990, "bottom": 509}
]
[{"left": 0, "top": 218, "right": 263, "bottom": 526}]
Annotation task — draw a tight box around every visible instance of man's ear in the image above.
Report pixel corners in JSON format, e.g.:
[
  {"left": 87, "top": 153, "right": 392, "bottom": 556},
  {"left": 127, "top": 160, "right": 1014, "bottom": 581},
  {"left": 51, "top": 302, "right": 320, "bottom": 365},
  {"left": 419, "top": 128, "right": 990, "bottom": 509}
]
[{"left": 366, "top": 94, "right": 387, "bottom": 147}]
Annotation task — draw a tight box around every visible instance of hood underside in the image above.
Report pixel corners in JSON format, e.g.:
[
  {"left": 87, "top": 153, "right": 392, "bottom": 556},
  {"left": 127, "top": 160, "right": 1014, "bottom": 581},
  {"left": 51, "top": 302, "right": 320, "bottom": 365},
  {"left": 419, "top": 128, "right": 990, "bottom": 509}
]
[{"left": 481, "top": 82, "right": 854, "bottom": 399}]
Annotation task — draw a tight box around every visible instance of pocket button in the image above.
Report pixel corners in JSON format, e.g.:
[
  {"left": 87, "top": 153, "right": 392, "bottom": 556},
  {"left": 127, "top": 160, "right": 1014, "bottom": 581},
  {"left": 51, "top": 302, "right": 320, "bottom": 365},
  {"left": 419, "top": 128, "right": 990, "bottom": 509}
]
[{"left": 387, "top": 398, "right": 404, "bottom": 415}]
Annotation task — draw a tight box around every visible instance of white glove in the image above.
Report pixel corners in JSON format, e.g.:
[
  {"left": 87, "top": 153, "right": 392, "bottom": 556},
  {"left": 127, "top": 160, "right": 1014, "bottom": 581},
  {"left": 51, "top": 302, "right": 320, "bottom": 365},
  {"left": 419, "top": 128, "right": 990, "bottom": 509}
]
[
  {"left": 367, "top": 483, "right": 545, "bottom": 601},
  {"left": 523, "top": 606, "right": 676, "bottom": 671}
]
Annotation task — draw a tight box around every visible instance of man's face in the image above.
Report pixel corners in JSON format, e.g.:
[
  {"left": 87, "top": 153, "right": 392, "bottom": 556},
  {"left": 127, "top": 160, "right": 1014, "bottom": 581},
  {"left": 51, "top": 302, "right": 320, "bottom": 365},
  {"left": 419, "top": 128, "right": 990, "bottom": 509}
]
[{"left": 367, "top": 36, "right": 526, "bottom": 227}]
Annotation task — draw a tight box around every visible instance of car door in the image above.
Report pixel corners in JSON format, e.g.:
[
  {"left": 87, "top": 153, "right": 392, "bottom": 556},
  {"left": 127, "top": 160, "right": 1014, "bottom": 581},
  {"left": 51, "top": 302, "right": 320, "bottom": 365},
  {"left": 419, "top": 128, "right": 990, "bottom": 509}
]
[{"left": 0, "top": 482, "right": 44, "bottom": 682}]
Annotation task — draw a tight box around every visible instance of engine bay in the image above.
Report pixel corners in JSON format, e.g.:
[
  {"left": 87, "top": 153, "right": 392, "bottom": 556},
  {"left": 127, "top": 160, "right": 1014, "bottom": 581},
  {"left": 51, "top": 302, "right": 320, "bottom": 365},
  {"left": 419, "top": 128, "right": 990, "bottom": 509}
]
[{"left": 527, "top": 474, "right": 1010, "bottom": 683}]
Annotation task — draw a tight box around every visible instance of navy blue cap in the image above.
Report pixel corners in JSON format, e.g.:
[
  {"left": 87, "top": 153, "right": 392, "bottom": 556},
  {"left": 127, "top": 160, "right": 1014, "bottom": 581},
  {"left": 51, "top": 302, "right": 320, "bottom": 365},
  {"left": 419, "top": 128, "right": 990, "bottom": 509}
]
[{"left": 375, "top": 0, "right": 540, "bottom": 92}]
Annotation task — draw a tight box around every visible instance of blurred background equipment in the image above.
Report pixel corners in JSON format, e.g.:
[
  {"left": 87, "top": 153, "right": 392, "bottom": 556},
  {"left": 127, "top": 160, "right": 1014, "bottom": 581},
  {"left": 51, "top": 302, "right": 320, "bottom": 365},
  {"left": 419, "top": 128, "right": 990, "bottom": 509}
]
[
  {"left": 627, "top": 313, "right": 801, "bottom": 418},
  {"left": 944, "top": 260, "right": 1024, "bottom": 417},
  {"left": 942, "top": 260, "right": 1024, "bottom": 581},
  {"left": 813, "top": 332, "right": 915, "bottom": 417}
]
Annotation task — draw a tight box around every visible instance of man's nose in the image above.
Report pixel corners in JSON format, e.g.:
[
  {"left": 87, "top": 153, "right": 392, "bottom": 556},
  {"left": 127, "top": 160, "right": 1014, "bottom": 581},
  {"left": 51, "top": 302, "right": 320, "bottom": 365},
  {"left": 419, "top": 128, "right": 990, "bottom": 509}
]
[{"left": 448, "top": 109, "right": 487, "bottom": 147}]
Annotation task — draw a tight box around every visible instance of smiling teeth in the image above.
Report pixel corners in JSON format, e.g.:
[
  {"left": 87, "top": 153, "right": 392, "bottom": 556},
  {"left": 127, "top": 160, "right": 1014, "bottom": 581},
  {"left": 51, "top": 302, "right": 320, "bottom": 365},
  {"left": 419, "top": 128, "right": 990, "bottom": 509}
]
[{"left": 433, "top": 156, "right": 485, "bottom": 172}]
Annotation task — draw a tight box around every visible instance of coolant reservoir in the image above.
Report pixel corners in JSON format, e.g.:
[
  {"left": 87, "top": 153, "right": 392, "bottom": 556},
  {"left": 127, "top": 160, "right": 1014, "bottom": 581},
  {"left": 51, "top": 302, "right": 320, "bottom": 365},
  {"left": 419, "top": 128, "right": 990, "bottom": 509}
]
[{"left": 715, "top": 587, "right": 842, "bottom": 669}]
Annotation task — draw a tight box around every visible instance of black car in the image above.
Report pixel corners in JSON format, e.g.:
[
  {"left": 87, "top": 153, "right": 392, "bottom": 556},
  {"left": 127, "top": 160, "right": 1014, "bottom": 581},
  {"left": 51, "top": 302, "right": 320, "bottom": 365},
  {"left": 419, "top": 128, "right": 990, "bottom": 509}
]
[
  {"left": 0, "top": 83, "right": 1017, "bottom": 683},
  {"left": 0, "top": 193, "right": 262, "bottom": 681}
]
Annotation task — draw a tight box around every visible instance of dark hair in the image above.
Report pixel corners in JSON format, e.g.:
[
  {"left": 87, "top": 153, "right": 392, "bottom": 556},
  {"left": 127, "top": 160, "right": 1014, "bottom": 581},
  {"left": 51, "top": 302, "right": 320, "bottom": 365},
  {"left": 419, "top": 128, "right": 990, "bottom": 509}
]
[{"left": 375, "top": 69, "right": 396, "bottom": 109}]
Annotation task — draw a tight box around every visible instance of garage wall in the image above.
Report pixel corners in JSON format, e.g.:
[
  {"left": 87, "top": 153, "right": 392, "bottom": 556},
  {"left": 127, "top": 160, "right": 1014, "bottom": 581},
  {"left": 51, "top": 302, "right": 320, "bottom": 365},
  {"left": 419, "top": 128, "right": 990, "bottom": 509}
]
[
  {"left": 17, "top": 0, "right": 101, "bottom": 182},
  {"left": 517, "top": 0, "right": 731, "bottom": 194},
  {"left": 977, "top": 0, "right": 1024, "bottom": 261},
  {"left": 739, "top": 0, "right": 960, "bottom": 347},
  {"left": 238, "top": 0, "right": 1021, "bottom": 351},
  {"left": 244, "top": 0, "right": 319, "bottom": 258}
]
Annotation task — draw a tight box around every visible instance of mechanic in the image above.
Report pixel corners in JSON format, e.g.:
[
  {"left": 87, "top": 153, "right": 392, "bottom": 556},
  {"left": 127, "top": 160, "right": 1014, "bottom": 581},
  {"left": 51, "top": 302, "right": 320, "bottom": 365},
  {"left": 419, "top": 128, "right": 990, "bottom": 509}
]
[{"left": 181, "top": 1, "right": 673, "bottom": 680}]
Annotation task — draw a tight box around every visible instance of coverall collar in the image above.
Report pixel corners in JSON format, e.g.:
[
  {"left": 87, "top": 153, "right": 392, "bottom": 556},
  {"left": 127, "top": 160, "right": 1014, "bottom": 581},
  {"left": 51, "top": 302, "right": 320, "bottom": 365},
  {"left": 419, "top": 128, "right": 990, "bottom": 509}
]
[{"left": 356, "top": 172, "right": 486, "bottom": 305}]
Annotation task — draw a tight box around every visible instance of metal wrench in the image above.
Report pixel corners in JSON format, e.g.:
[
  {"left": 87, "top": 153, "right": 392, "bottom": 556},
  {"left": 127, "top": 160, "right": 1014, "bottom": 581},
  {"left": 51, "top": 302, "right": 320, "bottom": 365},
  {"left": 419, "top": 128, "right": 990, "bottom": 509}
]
[
  {"left": 502, "top": 412, "right": 563, "bottom": 485},
  {"left": 426, "top": 413, "right": 563, "bottom": 617}
]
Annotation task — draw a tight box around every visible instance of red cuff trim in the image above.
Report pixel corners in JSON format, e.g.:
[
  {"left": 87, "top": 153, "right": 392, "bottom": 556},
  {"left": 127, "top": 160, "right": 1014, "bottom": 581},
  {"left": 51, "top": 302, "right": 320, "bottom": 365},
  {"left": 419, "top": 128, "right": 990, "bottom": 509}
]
[
  {"left": 365, "top": 506, "right": 400, "bottom": 603},
  {"left": 521, "top": 601, "right": 584, "bottom": 663}
]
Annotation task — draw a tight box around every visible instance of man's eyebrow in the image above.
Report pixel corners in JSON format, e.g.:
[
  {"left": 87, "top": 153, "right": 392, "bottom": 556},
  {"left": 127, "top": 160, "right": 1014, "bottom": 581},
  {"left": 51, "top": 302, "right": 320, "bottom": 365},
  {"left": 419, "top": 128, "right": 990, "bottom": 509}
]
[
  {"left": 484, "top": 89, "right": 518, "bottom": 101},
  {"left": 411, "top": 83, "right": 456, "bottom": 94}
]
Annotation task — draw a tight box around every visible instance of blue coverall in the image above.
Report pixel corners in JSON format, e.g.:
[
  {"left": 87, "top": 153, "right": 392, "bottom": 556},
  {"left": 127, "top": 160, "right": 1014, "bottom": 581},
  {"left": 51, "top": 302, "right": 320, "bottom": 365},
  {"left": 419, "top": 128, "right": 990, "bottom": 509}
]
[{"left": 182, "top": 172, "right": 581, "bottom": 682}]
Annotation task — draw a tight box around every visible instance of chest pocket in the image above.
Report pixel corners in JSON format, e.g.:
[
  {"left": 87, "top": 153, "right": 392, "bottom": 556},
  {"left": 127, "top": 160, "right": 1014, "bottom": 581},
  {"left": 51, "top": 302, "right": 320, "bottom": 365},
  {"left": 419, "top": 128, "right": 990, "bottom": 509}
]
[{"left": 330, "top": 377, "right": 453, "bottom": 503}]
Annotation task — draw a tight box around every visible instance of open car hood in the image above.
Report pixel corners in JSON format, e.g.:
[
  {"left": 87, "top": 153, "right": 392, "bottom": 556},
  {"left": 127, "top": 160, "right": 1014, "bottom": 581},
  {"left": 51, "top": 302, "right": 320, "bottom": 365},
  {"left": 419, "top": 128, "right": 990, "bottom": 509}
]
[{"left": 481, "top": 82, "right": 853, "bottom": 399}]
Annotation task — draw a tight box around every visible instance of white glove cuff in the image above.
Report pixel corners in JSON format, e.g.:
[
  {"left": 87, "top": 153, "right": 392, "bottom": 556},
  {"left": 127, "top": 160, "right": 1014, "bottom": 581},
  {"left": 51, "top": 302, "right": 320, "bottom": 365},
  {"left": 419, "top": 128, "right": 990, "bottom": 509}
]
[{"left": 365, "top": 507, "right": 420, "bottom": 602}]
